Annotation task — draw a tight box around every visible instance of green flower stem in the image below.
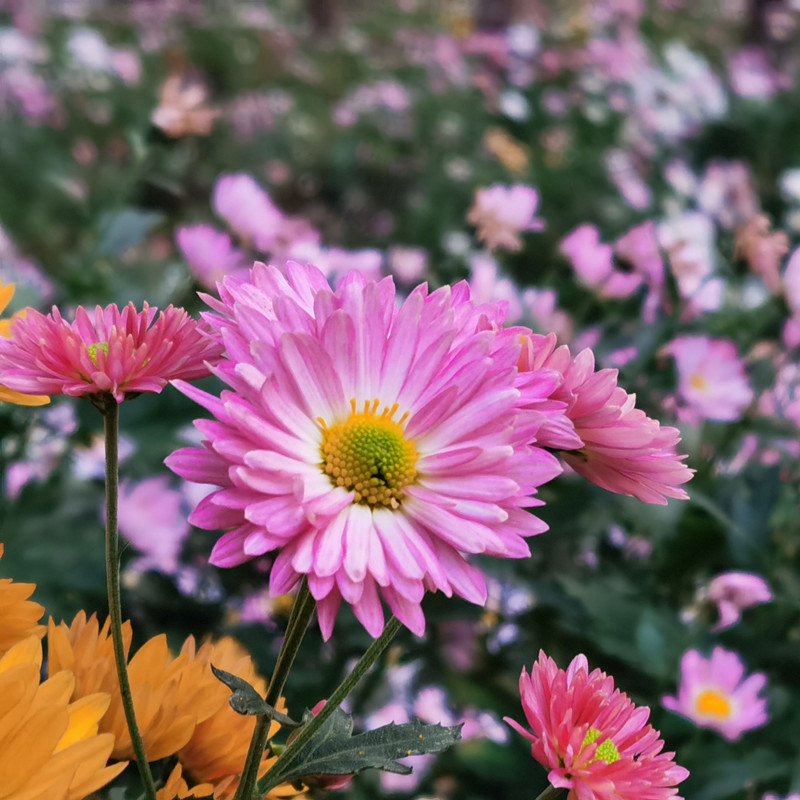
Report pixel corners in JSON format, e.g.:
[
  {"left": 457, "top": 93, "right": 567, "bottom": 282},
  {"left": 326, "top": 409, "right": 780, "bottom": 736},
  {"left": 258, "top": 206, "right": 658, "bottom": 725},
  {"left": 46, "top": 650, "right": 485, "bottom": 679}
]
[
  {"left": 257, "top": 616, "right": 404, "bottom": 796},
  {"left": 102, "top": 398, "right": 157, "bottom": 800},
  {"left": 533, "top": 785, "right": 567, "bottom": 800},
  {"left": 234, "top": 578, "right": 315, "bottom": 800}
]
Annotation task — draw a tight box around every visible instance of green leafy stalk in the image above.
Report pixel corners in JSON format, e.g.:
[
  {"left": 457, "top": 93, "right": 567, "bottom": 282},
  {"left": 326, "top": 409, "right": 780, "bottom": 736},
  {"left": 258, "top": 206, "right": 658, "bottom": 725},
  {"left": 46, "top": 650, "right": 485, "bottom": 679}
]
[
  {"left": 233, "top": 578, "right": 315, "bottom": 800},
  {"left": 102, "top": 397, "right": 157, "bottom": 800},
  {"left": 258, "top": 616, "right": 403, "bottom": 795}
]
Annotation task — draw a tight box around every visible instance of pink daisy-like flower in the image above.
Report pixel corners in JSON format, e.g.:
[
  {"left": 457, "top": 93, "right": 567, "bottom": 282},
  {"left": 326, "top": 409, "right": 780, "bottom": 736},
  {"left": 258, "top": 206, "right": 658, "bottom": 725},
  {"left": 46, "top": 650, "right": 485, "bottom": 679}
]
[
  {"left": 176, "top": 224, "right": 250, "bottom": 290},
  {"left": 518, "top": 332, "right": 693, "bottom": 505},
  {"left": 665, "top": 335, "right": 753, "bottom": 423},
  {"left": 505, "top": 651, "right": 689, "bottom": 800},
  {"left": 467, "top": 184, "right": 544, "bottom": 252},
  {"left": 0, "top": 302, "right": 222, "bottom": 404},
  {"left": 166, "top": 262, "right": 563, "bottom": 638},
  {"left": 706, "top": 572, "right": 772, "bottom": 631},
  {"left": 662, "top": 647, "right": 768, "bottom": 741}
]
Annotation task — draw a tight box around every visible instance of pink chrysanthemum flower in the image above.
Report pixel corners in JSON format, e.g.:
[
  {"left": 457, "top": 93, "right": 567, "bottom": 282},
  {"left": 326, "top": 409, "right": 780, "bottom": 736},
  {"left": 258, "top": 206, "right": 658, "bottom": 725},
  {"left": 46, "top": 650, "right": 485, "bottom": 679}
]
[
  {"left": 706, "top": 572, "right": 772, "bottom": 631},
  {"left": 166, "top": 262, "right": 564, "bottom": 638},
  {"left": 518, "top": 333, "right": 693, "bottom": 505},
  {"left": 505, "top": 651, "right": 689, "bottom": 800},
  {"left": 467, "top": 184, "right": 545, "bottom": 252},
  {"left": 665, "top": 335, "right": 753, "bottom": 423},
  {"left": 0, "top": 302, "right": 222, "bottom": 404},
  {"left": 662, "top": 647, "right": 768, "bottom": 741}
]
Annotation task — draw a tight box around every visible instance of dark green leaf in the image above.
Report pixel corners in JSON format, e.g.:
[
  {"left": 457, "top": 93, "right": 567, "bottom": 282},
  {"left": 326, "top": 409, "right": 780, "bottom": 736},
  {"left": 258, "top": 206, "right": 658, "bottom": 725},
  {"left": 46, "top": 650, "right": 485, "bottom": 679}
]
[
  {"left": 264, "top": 708, "right": 461, "bottom": 788},
  {"left": 210, "top": 665, "right": 300, "bottom": 727}
]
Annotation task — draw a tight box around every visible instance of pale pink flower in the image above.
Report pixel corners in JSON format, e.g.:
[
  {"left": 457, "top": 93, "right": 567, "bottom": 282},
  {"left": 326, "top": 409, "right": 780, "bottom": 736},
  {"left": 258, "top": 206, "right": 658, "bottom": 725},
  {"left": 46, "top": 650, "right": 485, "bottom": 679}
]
[
  {"left": 387, "top": 247, "right": 428, "bottom": 283},
  {"left": 734, "top": 214, "right": 789, "bottom": 294},
  {"left": 0, "top": 302, "right": 222, "bottom": 404},
  {"left": 518, "top": 333, "right": 693, "bottom": 505},
  {"left": 167, "top": 263, "right": 564, "bottom": 639},
  {"left": 506, "top": 651, "right": 689, "bottom": 800},
  {"left": 176, "top": 224, "right": 249, "bottom": 289},
  {"left": 665, "top": 335, "right": 753, "bottom": 422},
  {"left": 212, "top": 173, "right": 285, "bottom": 252},
  {"left": 662, "top": 648, "right": 768, "bottom": 741},
  {"left": 615, "top": 221, "right": 665, "bottom": 321},
  {"left": 782, "top": 246, "right": 800, "bottom": 317},
  {"left": 560, "top": 225, "right": 643, "bottom": 300},
  {"left": 706, "top": 572, "right": 772, "bottom": 631},
  {"left": 467, "top": 184, "right": 544, "bottom": 251},
  {"left": 117, "top": 476, "right": 190, "bottom": 574}
]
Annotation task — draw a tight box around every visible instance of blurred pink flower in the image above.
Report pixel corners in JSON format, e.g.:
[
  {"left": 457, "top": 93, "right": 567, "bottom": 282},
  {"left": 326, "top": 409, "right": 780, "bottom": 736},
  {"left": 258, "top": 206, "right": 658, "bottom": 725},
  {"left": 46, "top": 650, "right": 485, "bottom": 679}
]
[
  {"left": 519, "top": 333, "right": 693, "bottom": 505},
  {"left": 615, "top": 221, "right": 665, "bottom": 320},
  {"left": 387, "top": 246, "right": 428, "bottom": 283},
  {"left": 560, "top": 225, "right": 643, "bottom": 300},
  {"left": 467, "top": 184, "right": 544, "bottom": 251},
  {"left": 151, "top": 73, "right": 221, "bottom": 138},
  {"left": 782, "top": 246, "right": 800, "bottom": 317},
  {"left": 666, "top": 335, "right": 753, "bottom": 422},
  {"left": 117, "top": 476, "right": 190, "bottom": 574},
  {"left": 212, "top": 173, "right": 285, "bottom": 251},
  {"left": 662, "top": 647, "right": 768, "bottom": 741},
  {"left": 706, "top": 572, "right": 772, "bottom": 631},
  {"left": 506, "top": 651, "right": 689, "bottom": 800},
  {"left": 522, "top": 287, "right": 574, "bottom": 342},
  {"left": 728, "top": 48, "right": 779, "bottom": 99},
  {"left": 176, "top": 224, "right": 249, "bottom": 289},
  {"left": 0, "top": 302, "right": 222, "bottom": 404},
  {"left": 734, "top": 214, "right": 788, "bottom": 294},
  {"left": 167, "top": 263, "right": 562, "bottom": 638}
]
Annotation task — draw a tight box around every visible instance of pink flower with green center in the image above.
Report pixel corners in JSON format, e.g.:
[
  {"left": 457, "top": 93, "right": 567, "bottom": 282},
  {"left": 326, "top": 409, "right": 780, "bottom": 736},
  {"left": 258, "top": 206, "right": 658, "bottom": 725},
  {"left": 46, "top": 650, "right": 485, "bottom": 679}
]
[
  {"left": 0, "top": 302, "right": 222, "bottom": 403},
  {"left": 505, "top": 651, "right": 689, "bottom": 800},
  {"left": 662, "top": 647, "right": 768, "bottom": 741},
  {"left": 166, "top": 262, "right": 564, "bottom": 638}
]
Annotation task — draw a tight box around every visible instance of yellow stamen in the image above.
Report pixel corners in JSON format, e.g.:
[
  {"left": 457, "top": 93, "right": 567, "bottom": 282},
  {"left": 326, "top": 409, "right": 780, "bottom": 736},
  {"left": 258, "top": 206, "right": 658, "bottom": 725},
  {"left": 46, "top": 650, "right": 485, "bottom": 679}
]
[
  {"left": 319, "top": 398, "right": 418, "bottom": 509},
  {"left": 689, "top": 372, "right": 709, "bottom": 392},
  {"left": 695, "top": 689, "right": 732, "bottom": 719},
  {"left": 582, "top": 727, "right": 621, "bottom": 764},
  {"left": 88, "top": 342, "right": 109, "bottom": 366}
]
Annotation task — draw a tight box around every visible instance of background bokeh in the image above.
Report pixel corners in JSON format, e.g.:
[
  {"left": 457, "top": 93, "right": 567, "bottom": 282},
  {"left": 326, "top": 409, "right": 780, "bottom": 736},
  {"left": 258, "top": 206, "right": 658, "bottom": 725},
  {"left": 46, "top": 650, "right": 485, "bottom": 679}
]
[{"left": 1, "top": 1, "right": 800, "bottom": 798}]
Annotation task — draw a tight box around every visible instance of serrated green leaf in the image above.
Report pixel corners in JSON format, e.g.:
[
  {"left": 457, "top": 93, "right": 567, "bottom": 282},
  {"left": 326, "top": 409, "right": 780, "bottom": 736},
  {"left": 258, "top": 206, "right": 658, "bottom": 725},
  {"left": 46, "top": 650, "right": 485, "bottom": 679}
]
[
  {"left": 263, "top": 708, "right": 461, "bottom": 789},
  {"left": 210, "top": 665, "right": 300, "bottom": 727}
]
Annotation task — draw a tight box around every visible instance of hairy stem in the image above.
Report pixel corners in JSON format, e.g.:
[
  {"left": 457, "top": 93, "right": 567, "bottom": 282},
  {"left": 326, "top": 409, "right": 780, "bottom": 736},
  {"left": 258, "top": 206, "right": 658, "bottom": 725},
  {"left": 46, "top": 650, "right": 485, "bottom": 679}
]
[
  {"left": 234, "top": 578, "right": 315, "bottom": 800},
  {"left": 102, "top": 397, "right": 157, "bottom": 800},
  {"left": 533, "top": 785, "right": 567, "bottom": 800},
  {"left": 258, "top": 616, "right": 403, "bottom": 795}
]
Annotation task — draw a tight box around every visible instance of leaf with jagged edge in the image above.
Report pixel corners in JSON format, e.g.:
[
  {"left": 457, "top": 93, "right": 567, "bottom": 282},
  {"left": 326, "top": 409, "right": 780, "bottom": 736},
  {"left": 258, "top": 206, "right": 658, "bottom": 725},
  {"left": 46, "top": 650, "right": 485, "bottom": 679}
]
[{"left": 259, "top": 707, "right": 462, "bottom": 792}]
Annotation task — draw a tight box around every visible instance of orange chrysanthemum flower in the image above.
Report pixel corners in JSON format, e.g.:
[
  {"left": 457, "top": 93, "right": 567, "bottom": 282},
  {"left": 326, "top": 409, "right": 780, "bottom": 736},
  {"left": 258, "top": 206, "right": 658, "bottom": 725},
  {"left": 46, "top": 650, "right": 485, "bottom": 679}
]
[
  {"left": 48, "top": 614, "right": 304, "bottom": 799},
  {"left": 175, "top": 637, "right": 303, "bottom": 800},
  {"left": 0, "top": 636, "right": 128, "bottom": 800},
  {"left": 0, "top": 283, "right": 49, "bottom": 406},
  {"left": 0, "top": 544, "right": 46, "bottom": 656},
  {"left": 47, "top": 612, "right": 196, "bottom": 761},
  {"left": 155, "top": 764, "right": 214, "bottom": 800}
]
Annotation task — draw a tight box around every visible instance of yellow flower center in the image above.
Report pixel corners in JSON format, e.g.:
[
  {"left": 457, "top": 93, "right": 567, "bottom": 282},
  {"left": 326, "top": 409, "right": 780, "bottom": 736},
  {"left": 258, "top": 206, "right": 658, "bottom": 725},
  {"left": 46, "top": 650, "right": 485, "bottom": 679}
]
[
  {"left": 689, "top": 372, "right": 709, "bottom": 393},
  {"left": 319, "top": 399, "right": 418, "bottom": 509},
  {"left": 695, "top": 689, "right": 732, "bottom": 719},
  {"left": 582, "top": 727, "right": 621, "bottom": 764},
  {"left": 88, "top": 342, "right": 109, "bottom": 366}
]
